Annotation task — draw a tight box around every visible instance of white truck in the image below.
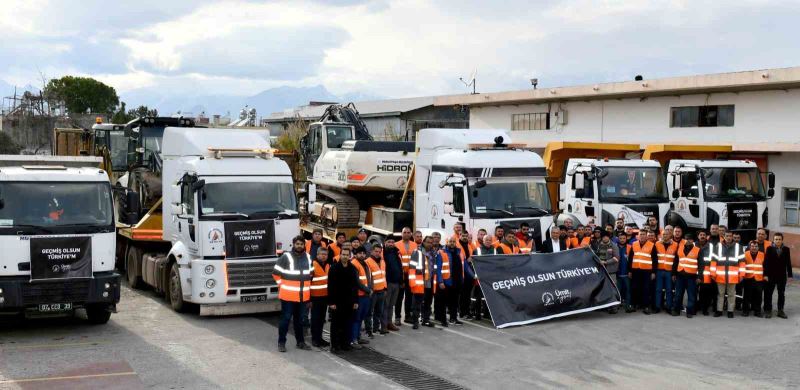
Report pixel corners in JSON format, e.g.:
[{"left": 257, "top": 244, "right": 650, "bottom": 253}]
[
  {"left": 556, "top": 158, "right": 669, "bottom": 229},
  {"left": 302, "top": 124, "right": 554, "bottom": 246},
  {"left": 664, "top": 159, "right": 774, "bottom": 239},
  {"left": 0, "top": 156, "right": 119, "bottom": 323},
  {"left": 119, "top": 127, "right": 299, "bottom": 315}
]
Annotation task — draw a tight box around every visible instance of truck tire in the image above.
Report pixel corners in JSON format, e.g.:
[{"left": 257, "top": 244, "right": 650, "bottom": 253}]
[
  {"left": 85, "top": 304, "right": 112, "bottom": 325},
  {"left": 126, "top": 245, "right": 144, "bottom": 289},
  {"left": 168, "top": 262, "right": 187, "bottom": 313}
]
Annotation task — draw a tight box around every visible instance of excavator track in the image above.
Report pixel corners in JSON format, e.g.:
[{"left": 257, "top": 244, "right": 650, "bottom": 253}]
[{"left": 315, "top": 188, "right": 361, "bottom": 228}]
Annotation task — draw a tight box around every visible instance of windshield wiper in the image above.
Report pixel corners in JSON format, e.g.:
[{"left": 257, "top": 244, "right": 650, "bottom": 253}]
[
  {"left": 3, "top": 224, "right": 53, "bottom": 234},
  {"left": 483, "top": 208, "right": 514, "bottom": 216},
  {"left": 203, "top": 211, "right": 249, "bottom": 218},
  {"left": 516, "top": 206, "right": 551, "bottom": 215}
]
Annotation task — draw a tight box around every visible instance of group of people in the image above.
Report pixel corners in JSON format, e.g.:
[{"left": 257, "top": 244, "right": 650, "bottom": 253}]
[{"left": 272, "top": 220, "right": 793, "bottom": 353}]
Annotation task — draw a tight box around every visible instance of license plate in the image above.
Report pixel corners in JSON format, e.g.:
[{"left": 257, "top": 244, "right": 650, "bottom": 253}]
[
  {"left": 38, "top": 303, "right": 73, "bottom": 312},
  {"left": 241, "top": 295, "right": 268, "bottom": 303}
]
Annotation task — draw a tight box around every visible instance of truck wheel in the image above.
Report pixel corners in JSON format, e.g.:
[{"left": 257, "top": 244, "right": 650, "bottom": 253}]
[
  {"left": 85, "top": 304, "right": 112, "bottom": 324},
  {"left": 126, "top": 245, "right": 143, "bottom": 289},
  {"left": 168, "top": 262, "right": 187, "bottom": 312}
]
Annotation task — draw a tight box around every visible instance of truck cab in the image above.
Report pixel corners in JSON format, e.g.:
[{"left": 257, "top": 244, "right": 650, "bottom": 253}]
[
  {"left": 558, "top": 158, "right": 669, "bottom": 229},
  {"left": 666, "top": 159, "right": 774, "bottom": 238},
  {"left": 415, "top": 129, "right": 554, "bottom": 247},
  {"left": 0, "top": 156, "right": 120, "bottom": 323}
]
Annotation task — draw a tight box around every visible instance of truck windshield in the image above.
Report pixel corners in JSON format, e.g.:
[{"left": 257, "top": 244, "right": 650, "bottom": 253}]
[
  {"left": 199, "top": 182, "right": 297, "bottom": 218},
  {"left": 108, "top": 130, "right": 128, "bottom": 171},
  {"left": 703, "top": 167, "right": 766, "bottom": 201},
  {"left": 141, "top": 127, "right": 163, "bottom": 164},
  {"left": 0, "top": 182, "right": 114, "bottom": 233},
  {"left": 326, "top": 126, "right": 354, "bottom": 149},
  {"left": 468, "top": 178, "right": 550, "bottom": 217},
  {"left": 598, "top": 167, "right": 667, "bottom": 204}
]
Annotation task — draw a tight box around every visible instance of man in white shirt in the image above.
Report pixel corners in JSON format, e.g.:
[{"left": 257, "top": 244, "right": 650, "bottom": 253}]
[{"left": 541, "top": 226, "right": 562, "bottom": 253}]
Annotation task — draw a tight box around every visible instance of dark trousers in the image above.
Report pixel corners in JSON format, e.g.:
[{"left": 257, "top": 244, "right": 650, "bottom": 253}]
[
  {"left": 310, "top": 297, "right": 328, "bottom": 344},
  {"left": 448, "top": 281, "right": 463, "bottom": 320},
  {"left": 764, "top": 279, "right": 787, "bottom": 312},
  {"left": 472, "top": 284, "right": 485, "bottom": 320},
  {"left": 631, "top": 270, "right": 653, "bottom": 309},
  {"left": 434, "top": 287, "right": 447, "bottom": 322},
  {"left": 742, "top": 279, "right": 763, "bottom": 314},
  {"left": 735, "top": 283, "right": 744, "bottom": 310},
  {"left": 617, "top": 275, "right": 631, "bottom": 307},
  {"left": 460, "top": 279, "right": 474, "bottom": 316},
  {"left": 351, "top": 296, "right": 371, "bottom": 342},
  {"left": 330, "top": 306, "right": 354, "bottom": 349},
  {"left": 698, "top": 282, "right": 717, "bottom": 313},
  {"left": 278, "top": 300, "right": 305, "bottom": 345},
  {"left": 367, "top": 291, "right": 385, "bottom": 332},
  {"left": 672, "top": 274, "right": 697, "bottom": 314},
  {"left": 383, "top": 283, "right": 400, "bottom": 328},
  {"left": 396, "top": 283, "right": 412, "bottom": 320},
  {"left": 411, "top": 290, "right": 433, "bottom": 324}
]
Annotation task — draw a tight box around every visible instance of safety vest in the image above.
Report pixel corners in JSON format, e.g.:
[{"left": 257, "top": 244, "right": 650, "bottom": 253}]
[
  {"left": 310, "top": 260, "right": 329, "bottom": 297},
  {"left": 408, "top": 250, "right": 433, "bottom": 295},
  {"left": 397, "top": 240, "right": 418, "bottom": 274},
  {"left": 700, "top": 244, "right": 714, "bottom": 284},
  {"left": 272, "top": 252, "right": 313, "bottom": 302},
  {"left": 676, "top": 245, "right": 700, "bottom": 275},
  {"left": 758, "top": 240, "right": 772, "bottom": 252},
  {"left": 366, "top": 257, "right": 387, "bottom": 292},
  {"left": 710, "top": 243, "right": 746, "bottom": 284},
  {"left": 568, "top": 236, "right": 590, "bottom": 249},
  {"left": 305, "top": 240, "right": 327, "bottom": 258},
  {"left": 352, "top": 260, "right": 370, "bottom": 297},
  {"left": 493, "top": 243, "right": 519, "bottom": 255},
  {"left": 744, "top": 251, "right": 765, "bottom": 282},
  {"left": 328, "top": 242, "right": 342, "bottom": 259},
  {"left": 518, "top": 238, "right": 534, "bottom": 254},
  {"left": 656, "top": 241, "right": 678, "bottom": 271},
  {"left": 631, "top": 241, "right": 655, "bottom": 270},
  {"left": 456, "top": 241, "right": 472, "bottom": 261},
  {"left": 439, "top": 250, "right": 452, "bottom": 281}
]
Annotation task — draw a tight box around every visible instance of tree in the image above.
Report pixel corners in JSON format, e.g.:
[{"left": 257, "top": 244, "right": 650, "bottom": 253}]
[
  {"left": 0, "top": 132, "right": 23, "bottom": 154},
  {"left": 44, "top": 76, "right": 120, "bottom": 114},
  {"left": 111, "top": 103, "right": 159, "bottom": 124}
]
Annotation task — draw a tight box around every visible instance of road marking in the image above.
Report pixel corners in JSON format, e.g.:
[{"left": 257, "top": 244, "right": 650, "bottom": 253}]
[
  {"left": 0, "top": 341, "right": 108, "bottom": 350},
  {"left": 461, "top": 320, "right": 510, "bottom": 334},
  {"left": 0, "top": 371, "right": 137, "bottom": 384},
  {"left": 440, "top": 327, "right": 506, "bottom": 348}
]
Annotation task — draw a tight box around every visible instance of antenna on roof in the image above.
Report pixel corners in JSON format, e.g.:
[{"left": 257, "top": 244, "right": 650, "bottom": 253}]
[{"left": 459, "top": 68, "right": 478, "bottom": 95}]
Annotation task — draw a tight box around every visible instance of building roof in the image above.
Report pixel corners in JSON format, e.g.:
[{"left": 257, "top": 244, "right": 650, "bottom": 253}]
[
  {"left": 266, "top": 96, "right": 440, "bottom": 122},
  {"left": 434, "top": 66, "right": 800, "bottom": 107}
]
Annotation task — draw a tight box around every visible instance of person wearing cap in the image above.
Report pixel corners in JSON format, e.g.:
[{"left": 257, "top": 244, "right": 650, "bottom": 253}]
[{"left": 357, "top": 228, "right": 372, "bottom": 253}]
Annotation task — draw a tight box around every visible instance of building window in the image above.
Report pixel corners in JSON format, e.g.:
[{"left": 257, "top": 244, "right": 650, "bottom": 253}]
[
  {"left": 670, "top": 105, "right": 734, "bottom": 127},
  {"left": 512, "top": 113, "right": 550, "bottom": 130},
  {"left": 783, "top": 187, "right": 800, "bottom": 226}
]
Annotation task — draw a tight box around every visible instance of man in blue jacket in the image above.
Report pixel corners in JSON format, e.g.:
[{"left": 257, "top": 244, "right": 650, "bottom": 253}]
[
  {"left": 616, "top": 231, "right": 633, "bottom": 312},
  {"left": 442, "top": 237, "right": 465, "bottom": 325}
]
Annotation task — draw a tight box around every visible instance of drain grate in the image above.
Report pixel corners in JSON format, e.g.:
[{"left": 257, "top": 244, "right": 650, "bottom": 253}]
[
  {"left": 257, "top": 315, "right": 466, "bottom": 390},
  {"left": 337, "top": 347, "right": 467, "bottom": 390}
]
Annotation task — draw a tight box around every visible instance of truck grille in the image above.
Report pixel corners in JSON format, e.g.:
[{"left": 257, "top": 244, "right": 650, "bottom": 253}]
[
  {"left": 22, "top": 280, "right": 91, "bottom": 305},
  {"left": 227, "top": 261, "right": 276, "bottom": 288}
]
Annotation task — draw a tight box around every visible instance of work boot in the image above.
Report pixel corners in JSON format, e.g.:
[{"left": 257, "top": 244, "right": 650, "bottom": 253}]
[
  {"left": 727, "top": 312, "right": 734, "bottom": 319},
  {"left": 643, "top": 307, "right": 651, "bottom": 315},
  {"left": 777, "top": 310, "right": 788, "bottom": 319},
  {"left": 357, "top": 338, "right": 370, "bottom": 345},
  {"left": 366, "top": 331, "right": 374, "bottom": 339},
  {"left": 686, "top": 312, "right": 693, "bottom": 319},
  {"left": 297, "top": 343, "right": 312, "bottom": 351},
  {"left": 387, "top": 323, "right": 399, "bottom": 331},
  {"left": 713, "top": 311, "right": 722, "bottom": 317},
  {"left": 350, "top": 342, "right": 363, "bottom": 350},
  {"left": 765, "top": 311, "right": 772, "bottom": 318},
  {"left": 742, "top": 311, "right": 750, "bottom": 317},
  {"left": 278, "top": 343, "right": 287, "bottom": 353},
  {"left": 379, "top": 328, "right": 389, "bottom": 335},
  {"left": 453, "top": 319, "right": 464, "bottom": 325},
  {"left": 440, "top": 320, "right": 449, "bottom": 328},
  {"left": 465, "top": 314, "right": 474, "bottom": 320},
  {"left": 625, "top": 305, "right": 634, "bottom": 313},
  {"left": 395, "top": 318, "right": 402, "bottom": 326},
  {"left": 671, "top": 309, "right": 680, "bottom": 316},
  {"left": 412, "top": 322, "right": 419, "bottom": 330},
  {"left": 702, "top": 309, "right": 709, "bottom": 316},
  {"left": 403, "top": 318, "right": 414, "bottom": 325},
  {"left": 652, "top": 308, "right": 661, "bottom": 314},
  {"left": 423, "top": 321, "right": 435, "bottom": 328},
  {"left": 754, "top": 311, "right": 764, "bottom": 318},
  {"left": 319, "top": 340, "right": 330, "bottom": 347}
]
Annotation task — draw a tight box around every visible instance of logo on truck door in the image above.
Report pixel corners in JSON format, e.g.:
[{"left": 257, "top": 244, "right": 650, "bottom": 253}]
[
  {"left": 208, "top": 228, "right": 223, "bottom": 244},
  {"left": 377, "top": 159, "right": 413, "bottom": 172}
]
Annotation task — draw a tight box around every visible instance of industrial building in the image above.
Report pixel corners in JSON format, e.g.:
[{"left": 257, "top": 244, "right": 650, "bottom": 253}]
[
  {"left": 435, "top": 66, "right": 800, "bottom": 264},
  {"left": 265, "top": 96, "right": 468, "bottom": 140}
]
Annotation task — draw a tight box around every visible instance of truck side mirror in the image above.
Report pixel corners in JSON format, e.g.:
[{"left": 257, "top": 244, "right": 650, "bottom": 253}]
[
  {"left": 442, "top": 185, "right": 454, "bottom": 205},
  {"left": 768, "top": 172, "right": 775, "bottom": 189},
  {"left": 672, "top": 189, "right": 680, "bottom": 200},
  {"left": 768, "top": 188, "right": 775, "bottom": 199},
  {"left": 191, "top": 179, "right": 206, "bottom": 192},
  {"left": 170, "top": 204, "right": 183, "bottom": 215},
  {"left": 474, "top": 179, "right": 487, "bottom": 189}
]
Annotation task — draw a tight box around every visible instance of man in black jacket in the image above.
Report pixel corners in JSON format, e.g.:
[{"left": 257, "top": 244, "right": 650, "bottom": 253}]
[
  {"left": 764, "top": 232, "right": 793, "bottom": 319},
  {"left": 382, "top": 236, "right": 403, "bottom": 332},
  {"left": 328, "top": 248, "right": 359, "bottom": 353},
  {"left": 540, "top": 226, "right": 564, "bottom": 253}
]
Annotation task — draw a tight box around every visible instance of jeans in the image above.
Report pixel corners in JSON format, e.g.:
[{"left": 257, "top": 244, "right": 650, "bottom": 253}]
[
  {"left": 278, "top": 300, "right": 306, "bottom": 345},
  {"left": 717, "top": 283, "right": 736, "bottom": 313},
  {"left": 742, "top": 279, "right": 763, "bottom": 314},
  {"left": 383, "top": 283, "right": 400, "bottom": 328},
  {"left": 672, "top": 274, "right": 697, "bottom": 314},
  {"left": 368, "top": 291, "right": 385, "bottom": 332},
  {"left": 351, "top": 296, "right": 371, "bottom": 343},
  {"left": 655, "top": 270, "right": 673, "bottom": 311},
  {"left": 764, "top": 279, "right": 787, "bottom": 312},
  {"left": 617, "top": 274, "right": 631, "bottom": 307},
  {"left": 310, "top": 296, "right": 328, "bottom": 344}
]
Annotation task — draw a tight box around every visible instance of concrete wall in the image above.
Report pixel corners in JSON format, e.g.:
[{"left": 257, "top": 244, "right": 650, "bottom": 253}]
[
  {"left": 469, "top": 89, "right": 800, "bottom": 144},
  {"left": 768, "top": 152, "right": 800, "bottom": 266}
]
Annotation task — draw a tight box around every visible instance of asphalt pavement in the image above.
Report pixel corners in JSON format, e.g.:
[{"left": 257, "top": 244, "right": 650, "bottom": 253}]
[{"left": 0, "top": 279, "right": 798, "bottom": 389}]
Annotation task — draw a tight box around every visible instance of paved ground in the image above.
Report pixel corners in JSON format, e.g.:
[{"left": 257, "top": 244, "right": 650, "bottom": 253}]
[{"left": 1, "top": 279, "right": 799, "bottom": 389}]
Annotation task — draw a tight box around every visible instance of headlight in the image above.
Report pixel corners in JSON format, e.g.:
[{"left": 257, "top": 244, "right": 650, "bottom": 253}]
[
  {"left": 204, "top": 265, "right": 215, "bottom": 275},
  {"left": 104, "top": 283, "right": 111, "bottom": 290},
  {"left": 206, "top": 279, "right": 216, "bottom": 289},
  {"left": 0, "top": 288, "right": 4, "bottom": 294}
]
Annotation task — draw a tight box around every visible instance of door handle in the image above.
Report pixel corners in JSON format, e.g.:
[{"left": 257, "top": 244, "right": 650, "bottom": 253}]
[{"left": 178, "top": 222, "right": 182, "bottom": 232}]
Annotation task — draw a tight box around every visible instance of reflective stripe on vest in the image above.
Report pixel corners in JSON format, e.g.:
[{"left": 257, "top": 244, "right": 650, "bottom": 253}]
[
  {"left": 656, "top": 241, "right": 678, "bottom": 271},
  {"left": 367, "top": 258, "right": 387, "bottom": 291},
  {"left": 276, "top": 252, "right": 312, "bottom": 302},
  {"left": 398, "top": 241, "right": 417, "bottom": 272},
  {"left": 310, "top": 261, "right": 329, "bottom": 297},
  {"left": 744, "top": 251, "right": 765, "bottom": 281},
  {"left": 631, "top": 241, "right": 655, "bottom": 270},
  {"left": 711, "top": 243, "right": 745, "bottom": 284},
  {"left": 677, "top": 246, "right": 700, "bottom": 275}
]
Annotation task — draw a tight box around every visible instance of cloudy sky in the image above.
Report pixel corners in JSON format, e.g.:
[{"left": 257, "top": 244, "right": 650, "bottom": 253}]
[{"left": 2, "top": 0, "right": 800, "bottom": 108}]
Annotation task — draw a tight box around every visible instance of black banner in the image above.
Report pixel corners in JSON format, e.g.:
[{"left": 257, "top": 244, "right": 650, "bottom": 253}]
[
  {"left": 224, "top": 220, "right": 276, "bottom": 259},
  {"left": 30, "top": 236, "right": 93, "bottom": 281},
  {"left": 473, "top": 247, "right": 620, "bottom": 328},
  {"left": 728, "top": 202, "right": 757, "bottom": 231}
]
